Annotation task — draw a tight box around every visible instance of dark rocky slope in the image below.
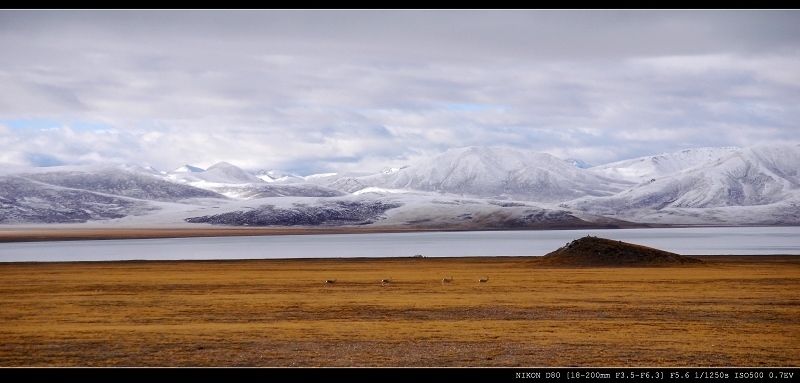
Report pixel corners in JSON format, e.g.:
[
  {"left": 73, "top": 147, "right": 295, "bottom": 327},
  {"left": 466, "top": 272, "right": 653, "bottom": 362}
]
[{"left": 532, "top": 236, "right": 704, "bottom": 267}]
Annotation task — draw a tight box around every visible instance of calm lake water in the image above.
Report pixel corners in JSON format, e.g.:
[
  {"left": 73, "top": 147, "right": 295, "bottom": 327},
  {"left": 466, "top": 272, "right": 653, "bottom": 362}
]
[{"left": 1, "top": 226, "right": 798, "bottom": 263}]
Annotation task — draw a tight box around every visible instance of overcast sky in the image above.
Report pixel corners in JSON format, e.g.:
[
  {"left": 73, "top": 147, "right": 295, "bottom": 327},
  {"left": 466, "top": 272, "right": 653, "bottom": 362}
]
[{"left": 1, "top": 10, "right": 799, "bottom": 174}]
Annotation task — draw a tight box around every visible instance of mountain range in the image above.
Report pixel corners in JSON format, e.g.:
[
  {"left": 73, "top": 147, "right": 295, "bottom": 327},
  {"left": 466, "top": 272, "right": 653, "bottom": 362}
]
[{"left": 1, "top": 143, "right": 798, "bottom": 228}]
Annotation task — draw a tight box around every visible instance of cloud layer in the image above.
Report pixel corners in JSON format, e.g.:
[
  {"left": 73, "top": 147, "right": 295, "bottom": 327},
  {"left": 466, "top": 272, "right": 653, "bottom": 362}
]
[{"left": 1, "top": 10, "right": 799, "bottom": 174}]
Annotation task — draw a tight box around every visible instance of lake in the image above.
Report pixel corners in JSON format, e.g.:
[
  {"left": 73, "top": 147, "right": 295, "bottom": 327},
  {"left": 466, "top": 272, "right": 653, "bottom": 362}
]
[{"left": 1, "top": 226, "right": 798, "bottom": 263}]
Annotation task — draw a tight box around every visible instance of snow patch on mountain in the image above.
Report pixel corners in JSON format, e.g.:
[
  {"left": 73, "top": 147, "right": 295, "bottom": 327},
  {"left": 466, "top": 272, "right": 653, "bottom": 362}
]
[
  {"left": 329, "top": 147, "right": 631, "bottom": 203},
  {"left": 172, "top": 164, "right": 205, "bottom": 173},
  {"left": 209, "top": 184, "right": 346, "bottom": 199},
  {"left": 589, "top": 147, "right": 739, "bottom": 182},
  {"left": 564, "top": 158, "right": 591, "bottom": 169},
  {"left": 0, "top": 164, "right": 236, "bottom": 224},
  {"left": 2, "top": 143, "right": 798, "bottom": 227},
  {"left": 568, "top": 144, "right": 800, "bottom": 224},
  {"left": 254, "top": 169, "right": 307, "bottom": 183},
  {"left": 353, "top": 187, "right": 413, "bottom": 196},
  {"left": 164, "top": 162, "right": 265, "bottom": 187}
]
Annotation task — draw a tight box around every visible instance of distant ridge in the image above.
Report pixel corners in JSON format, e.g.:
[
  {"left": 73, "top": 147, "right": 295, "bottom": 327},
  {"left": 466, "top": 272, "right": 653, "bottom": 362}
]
[
  {"left": 588, "top": 146, "right": 740, "bottom": 182},
  {"left": 330, "top": 146, "right": 629, "bottom": 202},
  {"left": 0, "top": 143, "right": 797, "bottom": 226},
  {"left": 171, "top": 164, "right": 205, "bottom": 173},
  {"left": 532, "top": 236, "right": 704, "bottom": 267}
]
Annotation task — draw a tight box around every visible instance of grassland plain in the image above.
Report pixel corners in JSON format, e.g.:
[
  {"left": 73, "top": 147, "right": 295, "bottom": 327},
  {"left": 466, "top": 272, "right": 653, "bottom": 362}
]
[{"left": 0, "top": 255, "right": 798, "bottom": 367}]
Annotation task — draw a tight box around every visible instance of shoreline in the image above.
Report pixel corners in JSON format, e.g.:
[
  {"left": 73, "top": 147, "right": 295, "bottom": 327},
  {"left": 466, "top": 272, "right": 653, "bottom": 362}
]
[
  {"left": 0, "top": 224, "right": 650, "bottom": 243},
  {"left": 3, "top": 222, "right": 798, "bottom": 243},
  {"left": 2, "top": 255, "right": 798, "bottom": 267}
]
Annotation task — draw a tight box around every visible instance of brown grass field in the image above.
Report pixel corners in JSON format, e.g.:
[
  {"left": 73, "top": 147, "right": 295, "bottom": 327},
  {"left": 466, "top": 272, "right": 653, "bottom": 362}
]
[{"left": 1, "top": 252, "right": 798, "bottom": 367}]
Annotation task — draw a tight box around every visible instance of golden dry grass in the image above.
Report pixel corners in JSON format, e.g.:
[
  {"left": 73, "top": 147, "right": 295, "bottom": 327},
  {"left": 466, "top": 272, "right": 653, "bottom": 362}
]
[{"left": 0, "top": 255, "right": 798, "bottom": 367}]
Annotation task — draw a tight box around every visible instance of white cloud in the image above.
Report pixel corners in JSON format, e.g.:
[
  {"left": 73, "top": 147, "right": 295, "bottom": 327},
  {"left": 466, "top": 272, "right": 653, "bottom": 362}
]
[{"left": 1, "top": 10, "right": 798, "bottom": 173}]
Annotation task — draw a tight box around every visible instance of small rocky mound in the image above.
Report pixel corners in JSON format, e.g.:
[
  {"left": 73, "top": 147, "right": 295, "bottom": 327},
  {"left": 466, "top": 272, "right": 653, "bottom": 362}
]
[{"left": 532, "top": 236, "right": 704, "bottom": 267}]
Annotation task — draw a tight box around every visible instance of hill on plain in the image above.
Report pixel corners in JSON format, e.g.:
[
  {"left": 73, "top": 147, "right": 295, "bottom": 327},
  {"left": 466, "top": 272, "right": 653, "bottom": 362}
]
[{"left": 531, "top": 236, "right": 704, "bottom": 267}]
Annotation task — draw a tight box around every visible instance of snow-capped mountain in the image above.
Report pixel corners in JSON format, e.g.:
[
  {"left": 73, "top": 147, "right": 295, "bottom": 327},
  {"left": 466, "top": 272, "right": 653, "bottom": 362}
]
[
  {"left": 254, "top": 169, "right": 306, "bottom": 183},
  {"left": 568, "top": 144, "right": 800, "bottom": 224},
  {"left": 160, "top": 162, "right": 347, "bottom": 199},
  {"left": 564, "top": 158, "right": 591, "bottom": 169},
  {"left": 1, "top": 143, "right": 798, "bottom": 227},
  {"left": 209, "top": 184, "right": 346, "bottom": 199},
  {"left": 589, "top": 147, "right": 740, "bottom": 182},
  {"left": 166, "top": 162, "right": 264, "bottom": 185},
  {"left": 328, "top": 147, "right": 631, "bottom": 203},
  {"left": 0, "top": 165, "right": 226, "bottom": 224},
  {"left": 171, "top": 164, "right": 205, "bottom": 173}
]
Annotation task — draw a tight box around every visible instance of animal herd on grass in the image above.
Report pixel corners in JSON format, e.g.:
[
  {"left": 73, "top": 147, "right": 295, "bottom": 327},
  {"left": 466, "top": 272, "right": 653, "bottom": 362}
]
[{"left": 324, "top": 275, "right": 489, "bottom": 286}]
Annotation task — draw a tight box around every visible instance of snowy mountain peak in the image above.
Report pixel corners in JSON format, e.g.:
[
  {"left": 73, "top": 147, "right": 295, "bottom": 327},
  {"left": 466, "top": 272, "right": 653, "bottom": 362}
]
[
  {"left": 206, "top": 161, "right": 239, "bottom": 171},
  {"left": 1, "top": 143, "right": 798, "bottom": 227},
  {"left": 172, "top": 164, "right": 205, "bottom": 173},
  {"left": 254, "top": 169, "right": 305, "bottom": 183},
  {"left": 589, "top": 147, "right": 741, "bottom": 182},
  {"left": 564, "top": 158, "right": 591, "bottom": 169},
  {"left": 381, "top": 166, "right": 408, "bottom": 174},
  {"left": 569, "top": 143, "right": 800, "bottom": 225},
  {"left": 118, "top": 164, "right": 159, "bottom": 174},
  {"left": 326, "top": 146, "right": 629, "bottom": 202},
  {"left": 196, "top": 162, "right": 264, "bottom": 184}
]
